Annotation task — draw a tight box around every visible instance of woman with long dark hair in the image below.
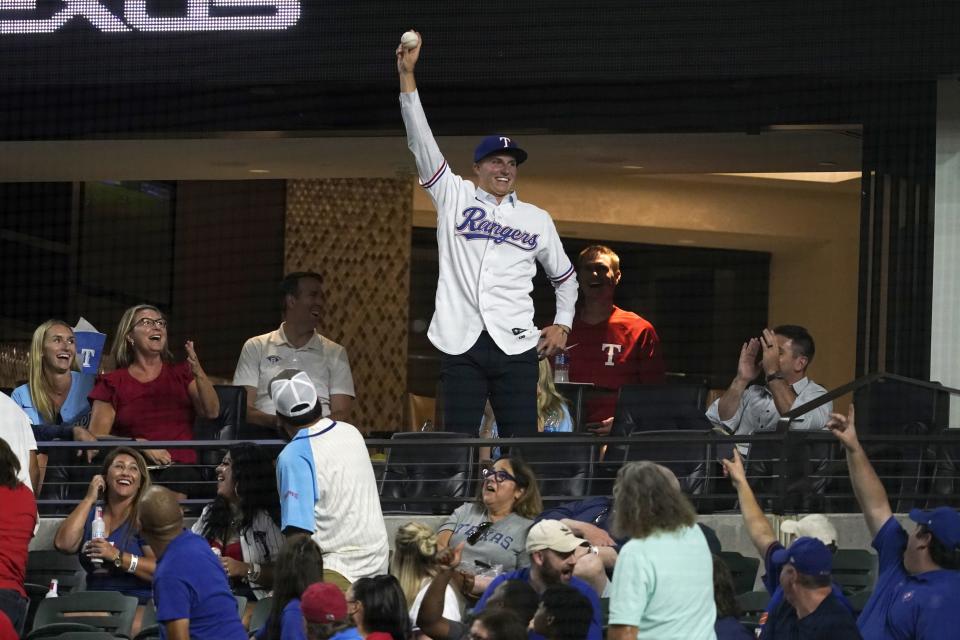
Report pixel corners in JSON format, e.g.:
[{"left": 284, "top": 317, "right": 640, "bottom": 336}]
[
  {"left": 192, "top": 442, "right": 282, "bottom": 602},
  {"left": 54, "top": 446, "right": 155, "bottom": 634},
  {"left": 54, "top": 446, "right": 155, "bottom": 598},
  {"left": 256, "top": 535, "right": 325, "bottom": 640},
  {"left": 348, "top": 575, "right": 413, "bottom": 640}
]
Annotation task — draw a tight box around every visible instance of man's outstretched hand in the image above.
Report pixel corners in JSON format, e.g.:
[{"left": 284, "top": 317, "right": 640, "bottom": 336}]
[
  {"left": 396, "top": 29, "right": 422, "bottom": 76},
  {"left": 826, "top": 404, "right": 860, "bottom": 453}
]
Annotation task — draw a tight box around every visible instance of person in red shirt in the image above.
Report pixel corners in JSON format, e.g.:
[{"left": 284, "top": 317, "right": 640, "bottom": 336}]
[
  {"left": 0, "top": 436, "right": 37, "bottom": 634},
  {"left": 567, "top": 245, "right": 665, "bottom": 435},
  {"left": 90, "top": 304, "right": 219, "bottom": 497}
]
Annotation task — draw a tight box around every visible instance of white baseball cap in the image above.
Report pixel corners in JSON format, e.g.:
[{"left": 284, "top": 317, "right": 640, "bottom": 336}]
[
  {"left": 780, "top": 514, "right": 838, "bottom": 546},
  {"left": 269, "top": 369, "right": 318, "bottom": 419}
]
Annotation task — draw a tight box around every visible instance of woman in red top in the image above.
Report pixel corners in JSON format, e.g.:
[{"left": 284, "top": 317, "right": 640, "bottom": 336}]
[
  {"left": 89, "top": 304, "right": 219, "bottom": 497},
  {"left": 0, "top": 436, "right": 37, "bottom": 635}
]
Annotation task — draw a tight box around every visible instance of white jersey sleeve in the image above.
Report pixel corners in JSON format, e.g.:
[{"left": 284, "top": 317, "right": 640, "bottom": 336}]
[
  {"left": 537, "top": 216, "right": 578, "bottom": 328},
  {"left": 400, "top": 90, "right": 465, "bottom": 219}
]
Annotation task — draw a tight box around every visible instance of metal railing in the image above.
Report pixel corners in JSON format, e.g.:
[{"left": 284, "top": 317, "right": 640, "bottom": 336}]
[{"left": 33, "top": 429, "right": 960, "bottom": 516}]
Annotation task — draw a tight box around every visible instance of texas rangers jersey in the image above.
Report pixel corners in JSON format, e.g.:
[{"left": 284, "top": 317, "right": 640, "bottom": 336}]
[{"left": 400, "top": 90, "right": 577, "bottom": 356}]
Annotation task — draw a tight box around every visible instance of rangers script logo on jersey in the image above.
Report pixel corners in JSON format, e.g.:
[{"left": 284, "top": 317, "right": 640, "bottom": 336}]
[{"left": 455, "top": 206, "right": 540, "bottom": 251}]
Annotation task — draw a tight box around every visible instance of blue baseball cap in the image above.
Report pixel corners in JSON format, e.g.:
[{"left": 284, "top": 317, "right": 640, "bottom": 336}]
[
  {"left": 474, "top": 135, "right": 528, "bottom": 165},
  {"left": 771, "top": 536, "right": 832, "bottom": 577},
  {"left": 909, "top": 507, "right": 960, "bottom": 550}
]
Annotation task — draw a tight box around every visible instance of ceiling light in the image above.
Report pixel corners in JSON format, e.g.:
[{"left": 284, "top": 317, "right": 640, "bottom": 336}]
[
  {"left": 711, "top": 171, "right": 861, "bottom": 183},
  {"left": 622, "top": 165, "right": 645, "bottom": 170},
  {"left": 248, "top": 168, "right": 270, "bottom": 174}
]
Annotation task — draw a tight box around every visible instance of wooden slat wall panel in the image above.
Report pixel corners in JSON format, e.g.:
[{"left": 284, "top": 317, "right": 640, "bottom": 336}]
[{"left": 286, "top": 179, "right": 412, "bottom": 432}]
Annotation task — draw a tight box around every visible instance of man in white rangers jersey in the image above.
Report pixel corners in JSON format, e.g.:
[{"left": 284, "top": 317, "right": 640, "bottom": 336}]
[{"left": 397, "top": 32, "right": 578, "bottom": 437}]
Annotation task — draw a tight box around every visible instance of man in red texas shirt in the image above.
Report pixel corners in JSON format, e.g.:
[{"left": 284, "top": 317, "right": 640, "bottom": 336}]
[{"left": 567, "top": 245, "right": 665, "bottom": 435}]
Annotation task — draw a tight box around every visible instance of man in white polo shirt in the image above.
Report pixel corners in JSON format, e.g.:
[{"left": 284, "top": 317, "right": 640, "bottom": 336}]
[
  {"left": 234, "top": 271, "right": 355, "bottom": 429},
  {"left": 397, "top": 33, "right": 578, "bottom": 437},
  {"left": 272, "top": 369, "right": 388, "bottom": 592}
]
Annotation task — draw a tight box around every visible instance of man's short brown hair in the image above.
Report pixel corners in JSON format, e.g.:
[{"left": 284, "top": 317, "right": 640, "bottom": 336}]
[{"left": 577, "top": 245, "right": 621, "bottom": 273}]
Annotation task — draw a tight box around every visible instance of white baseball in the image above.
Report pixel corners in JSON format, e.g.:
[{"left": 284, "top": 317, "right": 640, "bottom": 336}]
[{"left": 401, "top": 31, "right": 419, "bottom": 50}]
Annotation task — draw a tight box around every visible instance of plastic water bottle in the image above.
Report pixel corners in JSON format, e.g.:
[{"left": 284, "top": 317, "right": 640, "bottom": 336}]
[
  {"left": 90, "top": 506, "right": 105, "bottom": 566},
  {"left": 553, "top": 352, "right": 569, "bottom": 384},
  {"left": 45, "top": 579, "right": 59, "bottom": 599}
]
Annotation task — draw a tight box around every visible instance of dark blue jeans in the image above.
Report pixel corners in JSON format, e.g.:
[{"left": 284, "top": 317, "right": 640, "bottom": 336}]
[{"left": 440, "top": 332, "right": 539, "bottom": 438}]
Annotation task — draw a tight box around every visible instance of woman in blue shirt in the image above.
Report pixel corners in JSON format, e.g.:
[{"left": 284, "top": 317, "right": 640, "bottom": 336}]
[
  {"left": 11, "top": 320, "right": 99, "bottom": 495},
  {"left": 53, "top": 447, "right": 156, "bottom": 608},
  {"left": 11, "top": 320, "right": 98, "bottom": 435}
]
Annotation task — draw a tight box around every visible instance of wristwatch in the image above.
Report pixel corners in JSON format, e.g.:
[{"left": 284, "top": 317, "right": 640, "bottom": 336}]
[{"left": 113, "top": 552, "right": 123, "bottom": 569}]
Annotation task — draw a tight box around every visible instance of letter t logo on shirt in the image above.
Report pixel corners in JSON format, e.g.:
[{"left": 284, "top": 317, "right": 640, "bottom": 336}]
[{"left": 602, "top": 343, "right": 623, "bottom": 366}]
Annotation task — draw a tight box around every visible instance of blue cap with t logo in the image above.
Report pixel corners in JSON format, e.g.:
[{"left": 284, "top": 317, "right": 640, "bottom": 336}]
[{"left": 474, "top": 134, "right": 528, "bottom": 165}]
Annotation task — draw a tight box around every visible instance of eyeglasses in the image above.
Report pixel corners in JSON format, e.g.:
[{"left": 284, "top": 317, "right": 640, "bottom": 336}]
[
  {"left": 480, "top": 468, "right": 517, "bottom": 484},
  {"left": 467, "top": 521, "right": 493, "bottom": 545},
  {"left": 134, "top": 318, "right": 167, "bottom": 329}
]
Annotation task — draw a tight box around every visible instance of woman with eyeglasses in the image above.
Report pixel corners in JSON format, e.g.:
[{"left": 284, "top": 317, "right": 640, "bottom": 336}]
[
  {"left": 436, "top": 457, "right": 542, "bottom": 595},
  {"left": 192, "top": 443, "right": 283, "bottom": 609},
  {"left": 89, "top": 304, "right": 219, "bottom": 497}
]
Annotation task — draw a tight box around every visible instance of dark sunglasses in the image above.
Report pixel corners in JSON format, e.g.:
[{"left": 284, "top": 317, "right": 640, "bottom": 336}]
[
  {"left": 481, "top": 468, "right": 517, "bottom": 484},
  {"left": 468, "top": 521, "right": 493, "bottom": 545}
]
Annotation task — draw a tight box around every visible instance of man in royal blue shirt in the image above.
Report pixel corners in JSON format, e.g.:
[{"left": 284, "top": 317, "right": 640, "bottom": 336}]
[
  {"left": 139, "top": 486, "right": 247, "bottom": 640},
  {"left": 827, "top": 405, "right": 960, "bottom": 639},
  {"left": 474, "top": 520, "right": 603, "bottom": 640}
]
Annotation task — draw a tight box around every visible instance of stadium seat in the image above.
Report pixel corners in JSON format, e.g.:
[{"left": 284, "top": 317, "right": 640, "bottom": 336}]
[
  {"left": 719, "top": 551, "right": 761, "bottom": 595},
  {"left": 26, "top": 551, "right": 86, "bottom": 596},
  {"left": 28, "top": 591, "right": 137, "bottom": 639},
  {"left": 514, "top": 432, "right": 596, "bottom": 501},
  {"left": 831, "top": 549, "right": 877, "bottom": 596},
  {"left": 379, "top": 431, "right": 473, "bottom": 514},
  {"left": 194, "top": 384, "right": 247, "bottom": 456},
  {"left": 736, "top": 590, "right": 770, "bottom": 627}
]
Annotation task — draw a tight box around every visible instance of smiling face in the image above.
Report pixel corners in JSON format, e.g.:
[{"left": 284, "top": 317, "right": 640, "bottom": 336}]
[
  {"left": 473, "top": 153, "right": 518, "bottom": 199},
  {"left": 481, "top": 459, "right": 524, "bottom": 513},
  {"left": 285, "top": 275, "right": 322, "bottom": 329},
  {"left": 215, "top": 453, "right": 238, "bottom": 501},
  {"left": 128, "top": 308, "right": 167, "bottom": 355},
  {"left": 42, "top": 323, "right": 76, "bottom": 374},
  {"left": 577, "top": 252, "right": 621, "bottom": 303},
  {"left": 105, "top": 453, "right": 142, "bottom": 501}
]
